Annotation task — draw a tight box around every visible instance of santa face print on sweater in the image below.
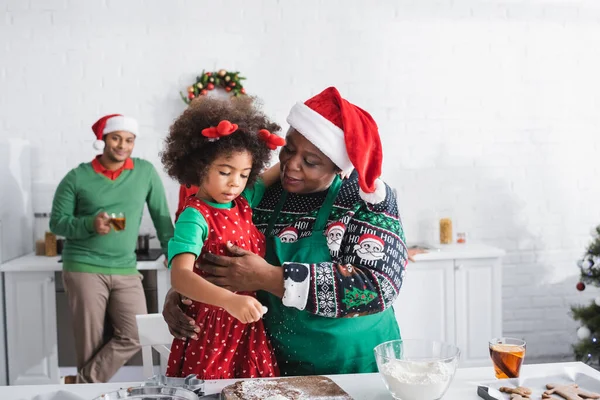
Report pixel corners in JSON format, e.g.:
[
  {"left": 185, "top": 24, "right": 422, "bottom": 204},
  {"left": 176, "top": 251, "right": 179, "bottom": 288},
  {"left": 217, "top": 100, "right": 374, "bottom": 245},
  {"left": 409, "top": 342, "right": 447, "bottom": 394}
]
[
  {"left": 326, "top": 222, "right": 345, "bottom": 254},
  {"left": 353, "top": 234, "right": 386, "bottom": 262},
  {"left": 278, "top": 227, "right": 299, "bottom": 243}
]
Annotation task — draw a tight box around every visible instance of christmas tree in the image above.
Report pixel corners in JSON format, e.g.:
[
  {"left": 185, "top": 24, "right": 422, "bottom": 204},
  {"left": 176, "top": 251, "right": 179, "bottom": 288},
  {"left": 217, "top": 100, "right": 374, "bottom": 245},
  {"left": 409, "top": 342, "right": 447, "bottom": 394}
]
[{"left": 571, "top": 225, "right": 600, "bottom": 366}]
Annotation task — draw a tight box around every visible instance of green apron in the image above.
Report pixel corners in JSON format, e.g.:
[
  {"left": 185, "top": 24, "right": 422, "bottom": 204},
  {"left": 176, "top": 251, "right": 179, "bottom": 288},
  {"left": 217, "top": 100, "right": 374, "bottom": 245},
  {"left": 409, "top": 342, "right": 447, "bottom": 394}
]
[{"left": 258, "top": 176, "right": 400, "bottom": 376}]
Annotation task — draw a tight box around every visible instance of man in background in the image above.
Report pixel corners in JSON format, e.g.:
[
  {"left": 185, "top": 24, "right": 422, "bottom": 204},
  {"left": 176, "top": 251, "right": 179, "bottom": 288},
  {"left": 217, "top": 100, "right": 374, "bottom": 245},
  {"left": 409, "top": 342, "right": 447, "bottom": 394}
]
[{"left": 50, "top": 114, "right": 174, "bottom": 383}]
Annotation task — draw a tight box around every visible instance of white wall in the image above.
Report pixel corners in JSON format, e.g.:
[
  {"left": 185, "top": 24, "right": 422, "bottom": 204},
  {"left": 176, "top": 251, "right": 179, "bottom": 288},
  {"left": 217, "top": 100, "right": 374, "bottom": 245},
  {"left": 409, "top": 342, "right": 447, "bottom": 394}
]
[
  {"left": 2, "top": 0, "right": 600, "bottom": 359},
  {"left": 0, "top": 139, "right": 33, "bottom": 263}
]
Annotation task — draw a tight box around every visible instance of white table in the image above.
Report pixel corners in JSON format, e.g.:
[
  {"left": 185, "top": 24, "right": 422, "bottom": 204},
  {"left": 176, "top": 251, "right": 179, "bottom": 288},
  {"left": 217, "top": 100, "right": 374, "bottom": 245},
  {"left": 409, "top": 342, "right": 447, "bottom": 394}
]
[
  {"left": 0, "top": 362, "right": 597, "bottom": 400},
  {"left": 0, "top": 253, "right": 170, "bottom": 386}
]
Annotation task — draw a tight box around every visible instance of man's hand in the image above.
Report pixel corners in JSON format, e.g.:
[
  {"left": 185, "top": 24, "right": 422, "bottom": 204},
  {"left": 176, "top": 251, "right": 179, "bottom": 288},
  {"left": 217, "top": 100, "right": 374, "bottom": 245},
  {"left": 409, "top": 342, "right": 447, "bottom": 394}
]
[
  {"left": 162, "top": 289, "right": 199, "bottom": 340},
  {"left": 94, "top": 212, "right": 111, "bottom": 235}
]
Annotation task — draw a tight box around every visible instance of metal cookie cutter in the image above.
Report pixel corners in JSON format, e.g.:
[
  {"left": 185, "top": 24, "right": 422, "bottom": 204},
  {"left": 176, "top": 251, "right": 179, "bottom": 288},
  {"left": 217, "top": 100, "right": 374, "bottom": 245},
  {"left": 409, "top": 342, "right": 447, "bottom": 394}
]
[
  {"left": 92, "top": 374, "right": 206, "bottom": 399},
  {"left": 143, "top": 374, "right": 206, "bottom": 395}
]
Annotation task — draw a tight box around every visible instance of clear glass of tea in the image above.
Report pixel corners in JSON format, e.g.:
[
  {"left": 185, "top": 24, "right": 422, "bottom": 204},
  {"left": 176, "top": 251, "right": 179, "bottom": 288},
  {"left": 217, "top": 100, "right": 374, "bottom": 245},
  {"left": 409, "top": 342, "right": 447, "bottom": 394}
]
[
  {"left": 109, "top": 212, "right": 126, "bottom": 232},
  {"left": 489, "top": 337, "right": 526, "bottom": 379}
]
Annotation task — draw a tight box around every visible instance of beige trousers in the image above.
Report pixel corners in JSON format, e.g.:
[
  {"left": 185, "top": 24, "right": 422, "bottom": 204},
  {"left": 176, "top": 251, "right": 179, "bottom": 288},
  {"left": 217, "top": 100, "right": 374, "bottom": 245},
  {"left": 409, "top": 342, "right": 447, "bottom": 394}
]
[{"left": 62, "top": 271, "right": 147, "bottom": 383}]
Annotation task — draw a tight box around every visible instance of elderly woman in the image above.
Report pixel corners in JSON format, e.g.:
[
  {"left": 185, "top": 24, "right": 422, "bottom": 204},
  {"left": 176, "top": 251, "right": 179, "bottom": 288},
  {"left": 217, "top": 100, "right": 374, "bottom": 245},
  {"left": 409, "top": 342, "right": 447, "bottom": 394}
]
[{"left": 163, "top": 87, "right": 408, "bottom": 375}]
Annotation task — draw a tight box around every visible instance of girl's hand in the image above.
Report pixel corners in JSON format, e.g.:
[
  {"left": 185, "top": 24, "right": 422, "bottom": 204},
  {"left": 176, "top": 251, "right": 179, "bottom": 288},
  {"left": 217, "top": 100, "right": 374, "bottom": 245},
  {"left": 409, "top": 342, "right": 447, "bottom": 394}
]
[{"left": 223, "top": 294, "right": 264, "bottom": 324}]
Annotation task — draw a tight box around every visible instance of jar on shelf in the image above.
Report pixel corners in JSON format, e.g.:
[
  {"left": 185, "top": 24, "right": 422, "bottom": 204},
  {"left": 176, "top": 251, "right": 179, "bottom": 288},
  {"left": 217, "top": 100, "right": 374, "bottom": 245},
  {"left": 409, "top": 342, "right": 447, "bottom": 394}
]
[
  {"left": 45, "top": 231, "right": 57, "bottom": 257},
  {"left": 439, "top": 218, "right": 453, "bottom": 244},
  {"left": 457, "top": 232, "right": 467, "bottom": 244}
]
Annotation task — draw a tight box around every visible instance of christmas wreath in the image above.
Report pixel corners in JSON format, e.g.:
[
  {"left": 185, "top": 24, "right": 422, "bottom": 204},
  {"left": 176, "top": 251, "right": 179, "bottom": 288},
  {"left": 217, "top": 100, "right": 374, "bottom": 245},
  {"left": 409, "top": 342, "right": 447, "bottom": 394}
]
[{"left": 180, "top": 69, "right": 246, "bottom": 105}]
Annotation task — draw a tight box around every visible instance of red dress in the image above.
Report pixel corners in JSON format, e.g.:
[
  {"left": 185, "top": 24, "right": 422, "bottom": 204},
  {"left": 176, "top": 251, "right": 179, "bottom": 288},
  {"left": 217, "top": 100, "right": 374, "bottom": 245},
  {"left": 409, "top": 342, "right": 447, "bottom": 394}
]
[{"left": 166, "top": 195, "right": 279, "bottom": 379}]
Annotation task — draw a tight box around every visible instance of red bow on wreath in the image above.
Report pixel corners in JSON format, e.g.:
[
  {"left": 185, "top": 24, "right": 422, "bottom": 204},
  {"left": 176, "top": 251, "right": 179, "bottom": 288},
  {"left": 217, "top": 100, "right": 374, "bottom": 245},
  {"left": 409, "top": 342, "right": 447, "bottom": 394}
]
[
  {"left": 259, "top": 129, "right": 286, "bottom": 150},
  {"left": 202, "top": 120, "right": 238, "bottom": 140}
]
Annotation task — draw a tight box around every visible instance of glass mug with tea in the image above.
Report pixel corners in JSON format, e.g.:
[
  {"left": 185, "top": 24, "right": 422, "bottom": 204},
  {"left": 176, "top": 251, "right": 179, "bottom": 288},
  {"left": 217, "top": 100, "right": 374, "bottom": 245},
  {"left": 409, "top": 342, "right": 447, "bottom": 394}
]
[
  {"left": 489, "top": 337, "right": 526, "bottom": 379},
  {"left": 109, "top": 212, "right": 126, "bottom": 232}
]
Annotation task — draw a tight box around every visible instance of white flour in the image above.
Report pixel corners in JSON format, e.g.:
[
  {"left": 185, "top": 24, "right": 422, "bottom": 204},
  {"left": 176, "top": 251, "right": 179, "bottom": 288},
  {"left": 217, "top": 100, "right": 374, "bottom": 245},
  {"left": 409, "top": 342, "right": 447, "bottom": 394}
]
[
  {"left": 380, "top": 359, "right": 454, "bottom": 399},
  {"left": 239, "top": 380, "right": 303, "bottom": 400}
]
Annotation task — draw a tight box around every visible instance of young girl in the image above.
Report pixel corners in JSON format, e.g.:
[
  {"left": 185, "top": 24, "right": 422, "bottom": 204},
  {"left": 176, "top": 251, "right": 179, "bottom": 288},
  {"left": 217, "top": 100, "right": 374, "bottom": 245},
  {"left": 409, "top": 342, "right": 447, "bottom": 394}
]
[{"left": 160, "top": 96, "right": 285, "bottom": 379}]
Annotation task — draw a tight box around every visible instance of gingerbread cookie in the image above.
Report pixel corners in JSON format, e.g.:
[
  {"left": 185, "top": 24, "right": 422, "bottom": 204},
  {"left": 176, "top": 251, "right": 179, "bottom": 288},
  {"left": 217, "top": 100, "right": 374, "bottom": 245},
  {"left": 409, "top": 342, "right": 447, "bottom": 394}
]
[
  {"left": 500, "top": 386, "right": 532, "bottom": 398},
  {"left": 542, "top": 383, "right": 600, "bottom": 400}
]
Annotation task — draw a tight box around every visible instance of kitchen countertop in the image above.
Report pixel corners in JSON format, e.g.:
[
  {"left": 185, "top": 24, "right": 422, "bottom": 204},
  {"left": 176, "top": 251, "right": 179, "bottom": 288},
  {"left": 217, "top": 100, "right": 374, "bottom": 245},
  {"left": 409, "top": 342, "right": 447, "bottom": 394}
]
[
  {"left": 411, "top": 243, "right": 506, "bottom": 262},
  {"left": 0, "top": 362, "right": 595, "bottom": 400},
  {"left": 1, "top": 243, "right": 505, "bottom": 272},
  {"left": 0, "top": 252, "right": 166, "bottom": 272}
]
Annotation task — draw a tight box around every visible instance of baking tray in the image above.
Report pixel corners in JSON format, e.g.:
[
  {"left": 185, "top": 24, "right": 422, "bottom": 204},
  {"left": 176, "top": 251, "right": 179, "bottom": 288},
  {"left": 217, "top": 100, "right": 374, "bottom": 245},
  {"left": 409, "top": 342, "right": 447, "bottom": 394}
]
[{"left": 92, "top": 374, "right": 206, "bottom": 400}]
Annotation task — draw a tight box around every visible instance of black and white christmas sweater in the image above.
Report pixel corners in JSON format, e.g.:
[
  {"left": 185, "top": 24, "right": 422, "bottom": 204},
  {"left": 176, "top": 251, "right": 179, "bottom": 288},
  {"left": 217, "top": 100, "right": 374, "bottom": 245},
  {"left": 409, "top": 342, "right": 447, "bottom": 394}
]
[{"left": 253, "top": 171, "right": 408, "bottom": 318}]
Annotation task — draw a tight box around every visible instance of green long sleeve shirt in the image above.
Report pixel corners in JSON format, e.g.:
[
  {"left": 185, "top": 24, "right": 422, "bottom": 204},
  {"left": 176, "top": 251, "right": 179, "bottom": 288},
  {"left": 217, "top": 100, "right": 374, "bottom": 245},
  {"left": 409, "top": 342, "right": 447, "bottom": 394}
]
[{"left": 50, "top": 158, "right": 174, "bottom": 275}]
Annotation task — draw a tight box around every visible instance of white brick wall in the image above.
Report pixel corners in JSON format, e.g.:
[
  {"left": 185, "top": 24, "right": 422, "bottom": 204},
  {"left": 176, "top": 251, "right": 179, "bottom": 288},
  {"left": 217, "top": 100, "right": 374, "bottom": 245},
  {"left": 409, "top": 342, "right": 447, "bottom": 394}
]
[{"left": 2, "top": 0, "right": 600, "bottom": 359}]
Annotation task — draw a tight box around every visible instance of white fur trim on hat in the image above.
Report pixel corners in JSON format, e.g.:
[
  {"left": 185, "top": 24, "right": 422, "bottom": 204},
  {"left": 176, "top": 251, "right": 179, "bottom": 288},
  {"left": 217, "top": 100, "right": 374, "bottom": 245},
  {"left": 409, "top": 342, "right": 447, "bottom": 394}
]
[
  {"left": 286, "top": 102, "right": 353, "bottom": 174},
  {"left": 103, "top": 116, "right": 139, "bottom": 136},
  {"left": 359, "top": 178, "right": 386, "bottom": 204},
  {"left": 93, "top": 140, "right": 105, "bottom": 151}
]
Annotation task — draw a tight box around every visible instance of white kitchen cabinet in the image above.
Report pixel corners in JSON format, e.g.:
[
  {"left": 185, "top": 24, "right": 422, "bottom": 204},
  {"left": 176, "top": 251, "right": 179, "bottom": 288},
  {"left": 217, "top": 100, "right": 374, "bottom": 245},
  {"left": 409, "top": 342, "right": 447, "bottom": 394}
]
[
  {"left": 0, "top": 253, "right": 171, "bottom": 385},
  {"left": 455, "top": 258, "right": 502, "bottom": 367},
  {"left": 394, "top": 260, "right": 455, "bottom": 344},
  {"left": 393, "top": 244, "right": 504, "bottom": 367},
  {"left": 5, "top": 271, "right": 59, "bottom": 385}
]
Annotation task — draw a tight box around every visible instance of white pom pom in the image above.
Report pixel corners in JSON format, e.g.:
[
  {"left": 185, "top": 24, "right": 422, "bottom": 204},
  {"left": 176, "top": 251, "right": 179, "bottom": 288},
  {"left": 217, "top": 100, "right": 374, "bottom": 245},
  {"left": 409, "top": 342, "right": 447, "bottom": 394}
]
[
  {"left": 578, "top": 326, "right": 591, "bottom": 340},
  {"left": 93, "top": 140, "right": 105, "bottom": 151},
  {"left": 262, "top": 306, "right": 268, "bottom": 315},
  {"left": 595, "top": 297, "right": 600, "bottom": 307},
  {"left": 359, "top": 178, "right": 386, "bottom": 204}
]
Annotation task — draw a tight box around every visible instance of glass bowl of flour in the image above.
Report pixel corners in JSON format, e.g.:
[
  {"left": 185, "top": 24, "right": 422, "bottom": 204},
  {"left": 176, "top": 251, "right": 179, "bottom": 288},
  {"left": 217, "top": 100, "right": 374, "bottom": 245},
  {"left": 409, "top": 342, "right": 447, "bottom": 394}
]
[{"left": 374, "top": 339, "right": 460, "bottom": 400}]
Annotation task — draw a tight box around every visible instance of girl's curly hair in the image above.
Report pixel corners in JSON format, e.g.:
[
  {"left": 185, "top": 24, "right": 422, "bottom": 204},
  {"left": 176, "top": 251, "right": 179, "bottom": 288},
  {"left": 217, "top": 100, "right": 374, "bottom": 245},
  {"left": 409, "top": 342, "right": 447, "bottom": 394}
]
[{"left": 161, "top": 96, "right": 281, "bottom": 188}]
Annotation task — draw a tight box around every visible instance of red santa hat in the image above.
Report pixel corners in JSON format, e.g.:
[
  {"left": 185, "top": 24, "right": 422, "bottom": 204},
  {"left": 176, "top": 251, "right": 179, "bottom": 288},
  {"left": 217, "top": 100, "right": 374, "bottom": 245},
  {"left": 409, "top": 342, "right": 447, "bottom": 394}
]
[
  {"left": 358, "top": 234, "right": 385, "bottom": 248},
  {"left": 91, "top": 114, "right": 139, "bottom": 151},
  {"left": 286, "top": 87, "right": 386, "bottom": 204}
]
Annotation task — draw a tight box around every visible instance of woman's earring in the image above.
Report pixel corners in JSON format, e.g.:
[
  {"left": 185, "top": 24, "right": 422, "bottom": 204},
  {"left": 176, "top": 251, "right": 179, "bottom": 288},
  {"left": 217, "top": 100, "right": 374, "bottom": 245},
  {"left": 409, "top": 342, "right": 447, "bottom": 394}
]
[{"left": 338, "top": 170, "right": 351, "bottom": 180}]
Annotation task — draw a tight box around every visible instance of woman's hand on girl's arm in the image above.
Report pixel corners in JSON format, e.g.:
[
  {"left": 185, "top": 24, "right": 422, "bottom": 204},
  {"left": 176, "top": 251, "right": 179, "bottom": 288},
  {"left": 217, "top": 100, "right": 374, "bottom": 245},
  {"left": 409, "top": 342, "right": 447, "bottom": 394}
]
[
  {"left": 260, "top": 162, "right": 280, "bottom": 188},
  {"left": 171, "top": 253, "right": 248, "bottom": 312},
  {"left": 201, "top": 242, "right": 285, "bottom": 297}
]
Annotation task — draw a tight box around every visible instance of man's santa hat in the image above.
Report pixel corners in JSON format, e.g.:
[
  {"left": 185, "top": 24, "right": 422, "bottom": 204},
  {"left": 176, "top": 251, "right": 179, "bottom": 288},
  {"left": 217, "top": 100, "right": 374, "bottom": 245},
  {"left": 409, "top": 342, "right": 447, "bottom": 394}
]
[
  {"left": 286, "top": 87, "right": 386, "bottom": 204},
  {"left": 91, "top": 114, "right": 139, "bottom": 151},
  {"left": 358, "top": 234, "right": 385, "bottom": 249}
]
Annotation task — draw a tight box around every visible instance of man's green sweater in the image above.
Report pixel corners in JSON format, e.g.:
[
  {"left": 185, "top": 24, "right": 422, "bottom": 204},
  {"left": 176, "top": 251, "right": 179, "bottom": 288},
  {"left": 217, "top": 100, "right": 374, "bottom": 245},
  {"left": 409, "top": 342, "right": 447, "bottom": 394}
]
[{"left": 50, "top": 158, "right": 174, "bottom": 275}]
